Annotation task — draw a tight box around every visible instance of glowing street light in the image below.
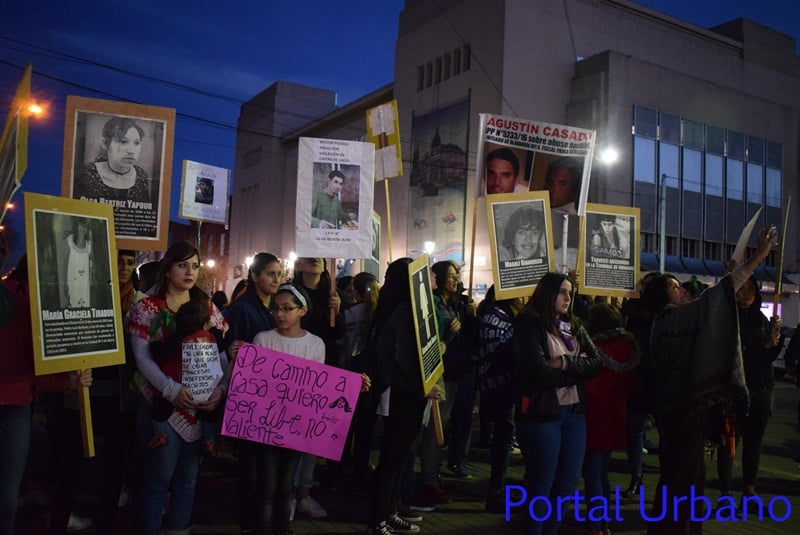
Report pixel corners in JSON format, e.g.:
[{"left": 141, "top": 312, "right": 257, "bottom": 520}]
[
  {"left": 206, "top": 259, "right": 216, "bottom": 269},
  {"left": 599, "top": 147, "right": 619, "bottom": 164}
]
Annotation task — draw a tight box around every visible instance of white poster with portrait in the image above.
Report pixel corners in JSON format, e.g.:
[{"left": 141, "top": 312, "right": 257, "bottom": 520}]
[
  {"left": 179, "top": 160, "right": 230, "bottom": 224},
  {"left": 475, "top": 113, "right": 596, "bottom": 273},
  {"left": 295, "top": 137, "right": 375, "bottom": 259}
]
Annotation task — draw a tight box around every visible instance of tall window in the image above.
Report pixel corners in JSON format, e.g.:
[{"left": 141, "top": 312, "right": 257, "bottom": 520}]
[{"left": 632, "top": 107, "right": 783, "bottom": 262}]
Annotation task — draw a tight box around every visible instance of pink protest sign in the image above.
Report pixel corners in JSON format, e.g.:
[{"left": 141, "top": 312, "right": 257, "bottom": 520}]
[{"left": 221, "top": 343, "right": 362, "bottom": 461}]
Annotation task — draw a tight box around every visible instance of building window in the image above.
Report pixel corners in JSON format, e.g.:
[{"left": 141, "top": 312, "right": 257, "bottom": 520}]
[
  {"left": 242, "top": 146, "right": 262, "bottom": 169},
  {"left": 681, "top": 239, "right": 698, "bottom": 257},
  {"left": 435, "top": 57, "right": 442, "bottom": 83},
  {"left": 453, "top": 49, "right": 461, "bottom": 75},
  {"left": 443, "top": 54, "right": 451, "bottom": 80},
  {"left": 417, "top": 65, "right": 425, "bottom": 91},
  {"left": 632, "top": 107, "right": 783, "bottom": 267},
  {"left": 463, "top": 44, "right": 471, "bottom": 71},
  {"left": 425, "top": 61, "right": 433, "bottom": 87}
]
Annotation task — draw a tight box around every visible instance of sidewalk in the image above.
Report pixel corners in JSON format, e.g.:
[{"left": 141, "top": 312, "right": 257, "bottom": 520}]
[{"left": 17, "top": 381, "right": 800, "bottom": 534}]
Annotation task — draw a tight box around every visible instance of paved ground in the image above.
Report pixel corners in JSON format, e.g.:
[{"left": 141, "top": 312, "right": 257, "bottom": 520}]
[{"left": 17, "top": 380, "right": 800, "bottom": 534}]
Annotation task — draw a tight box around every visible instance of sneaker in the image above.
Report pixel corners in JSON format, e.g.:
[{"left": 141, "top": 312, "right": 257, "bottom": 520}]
[
  {"left": 66, "top": 513, "right": 93, "bottom": 532},
  {"left": 367, "top": 521, "right": 392, "bottom": 535},
  {"left": 388, "top": 513, "right": 421, "bottom": 534},
  {"left": 408, "top": 483, "right": 450, "bottom": 511},
  {"left": 397, "top": 503, "right": 423, "bottom": 522},
  {"left": 448, "top": 463, "right": 473, "bottom": 479},
  {"left": 297, "top": 495, "right": 327, "bottom": 518},
  {"left": 289, "top": 496, "right": 296, "bottom": 522}
]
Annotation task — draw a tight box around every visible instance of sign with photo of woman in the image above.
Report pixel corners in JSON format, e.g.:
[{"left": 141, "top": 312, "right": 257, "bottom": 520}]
[
  {"left": 61, "top": 96, "right": 175, "bottom": 251},
  {"left": 487, "top": 191, "right": 555, "bottom": 300},
  {"left": 579, "top": 203, "right": 640, "bottom": 298},
  {"left": 24, "top": 192, "right": 125, "bottom": 375}
]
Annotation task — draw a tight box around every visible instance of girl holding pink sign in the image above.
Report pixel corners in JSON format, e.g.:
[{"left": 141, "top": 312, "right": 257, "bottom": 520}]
[{"left": 250, "top": 284, "right": 325, "bottom": 535}]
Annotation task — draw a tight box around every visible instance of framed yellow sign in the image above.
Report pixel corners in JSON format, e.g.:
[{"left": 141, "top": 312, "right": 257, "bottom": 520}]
[
  {"left": 408, "top": 254, "right": 443, "bottom": 395},
  {"left": 486, "top": 191, "right": 555, "bottom": 300},
  {"left": 578, "top": 203, "right": 641, "bottom": 298},
  {"left": 24, "top": 192, "right": 125, "bottom": 374}
]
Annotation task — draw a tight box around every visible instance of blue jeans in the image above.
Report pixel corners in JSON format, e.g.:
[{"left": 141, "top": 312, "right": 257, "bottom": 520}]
[
  {"left": 516, "top": 404, "right": 587, "bottom": 535},
  {"left": 136, "top": 395, "right": 201, "bottom": 535},
  {"left": 294, "top": 453, "right": 317, "bottom": 489},
  {"left": 582, "top": 451, "right": 611, "bottom": 531},
  {"left": 0, "top": 404, "right": 31, "bottom": 535},
  {"left": 626, "top": 408, "right": 646, "bottom": 476}
]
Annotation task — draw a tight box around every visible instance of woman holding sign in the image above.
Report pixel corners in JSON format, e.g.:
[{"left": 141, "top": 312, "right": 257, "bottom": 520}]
[
  {"left": 223, "top": 252, "right": 281, "bottom": 534},
  {"left": 367, "top": 258, "right": 429, "bottom": 535},
  {"left": 249, "top": 284, "right": 325, "bottom": 535},
  {"left": 127, "top": 242, "right": 228, "bottom": 535}
]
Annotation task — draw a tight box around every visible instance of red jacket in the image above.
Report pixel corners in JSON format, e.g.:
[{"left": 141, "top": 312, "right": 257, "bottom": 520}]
[{"left": 584, "top": 331, "right": 637, "bottom": 453}]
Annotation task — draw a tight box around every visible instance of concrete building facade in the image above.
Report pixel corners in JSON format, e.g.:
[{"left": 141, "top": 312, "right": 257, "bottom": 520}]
[{"left": 229, "top": 0, "right": 800, "bottom": 321}]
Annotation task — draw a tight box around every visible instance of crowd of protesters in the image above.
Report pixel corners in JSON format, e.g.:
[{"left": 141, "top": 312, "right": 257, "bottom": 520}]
[{"left": 2, "top": 222, "right": 796, "bottom": 535}]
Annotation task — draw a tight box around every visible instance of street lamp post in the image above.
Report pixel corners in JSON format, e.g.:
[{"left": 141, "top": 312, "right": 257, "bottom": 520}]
[{"left": 659, "top": 173, "right": 667, "bottom": 273}]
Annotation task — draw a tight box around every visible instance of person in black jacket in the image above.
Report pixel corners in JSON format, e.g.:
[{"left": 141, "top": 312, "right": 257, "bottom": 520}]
[
  {"left": 512, "top": 272, "right": 603, "bottom": 535},
  {"left": 715, "top": 276, "right": 782, "bottom": 500}
]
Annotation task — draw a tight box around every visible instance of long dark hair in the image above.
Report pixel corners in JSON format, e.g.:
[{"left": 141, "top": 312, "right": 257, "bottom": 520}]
[
  {"left": 373, "top": 258, "right": 412, "bottom": 328},
  {"left": 521, "top": 272, "right": 570, "bottom": 335},
  {"left": 154, "top": 242, "right": 207, "bottom": 300},
  {"left": 246, "top": 252, "right": 280, "bottom": 292},
  {"left": 640, "top": 273, "right": 679, "bottom": 317},
  {"left": 353, "top": 271, "right": 379, "bottom": 326},
  {"left": 477, "top": 285, "right": 516, "bottom": 319}
]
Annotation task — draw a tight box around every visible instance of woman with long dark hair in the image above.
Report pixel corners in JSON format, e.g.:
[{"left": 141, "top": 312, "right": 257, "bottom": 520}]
[
  {"left": 646, "top": 227, "right": 778, "bottom": 535},
  {"left": 512, "top": 272, "right": 603, "bottom": 535},
  {"left": 128, "top": 242, "right": 228, "bottom": 535},
  {"left": 223, "top": 252, "right": 282, "bottom": 535},
  {"left": 367, "top": 258, "right": 428, "bottom": 535}
]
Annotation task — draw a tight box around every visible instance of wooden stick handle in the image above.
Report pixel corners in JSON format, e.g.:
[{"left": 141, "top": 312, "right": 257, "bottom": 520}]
[
  {"left": 431, "top": 399, "right": 444, "bottom": 446},
  {"left": 77, "top": 384, "right": 95, "bottom": 457}
]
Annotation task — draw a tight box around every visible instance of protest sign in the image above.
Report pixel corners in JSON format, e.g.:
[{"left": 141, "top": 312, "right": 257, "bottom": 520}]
[
  {"left": 221, "top": 343, "right": 362, "bottom": 461},
  {"left": 181, "top": 341, "right": 223, "bottom": 402},
  {"left": 295, "top": 137, "right": 375, "bottom": 259},
  {"left": 476, "top": 113, "right": 595, "bottom": 272},
  {"left": 486, "top": 192, "right": 555, "bottom": 300},
  {"left": 579, "top": 203, "right": 640, "bottom": 298}
]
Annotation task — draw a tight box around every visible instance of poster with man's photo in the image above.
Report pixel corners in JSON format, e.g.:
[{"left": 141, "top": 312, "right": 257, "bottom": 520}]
[
  {"left": 486, "top": 192, "right": 555, "bottom": 300},
  {"left": 24, "top": 192, "right": 125, "bottom": 375},
  {"left": 179, "top": 160, "right": 230, "bottom": 224},
  {"left": 475, "top": 114, "right": 595, "bottom": 272},
  {"left": 579, "top": 203, "right": 640, "bottom": 298},
  {"left": 61, "top": 96, "right": 175, "bottom": 251},
  {"left": 295, "top": 137, "right": 375, "bottom": 259}
]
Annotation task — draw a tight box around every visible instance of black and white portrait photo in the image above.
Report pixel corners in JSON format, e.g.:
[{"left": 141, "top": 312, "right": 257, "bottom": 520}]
[{"left": 62, "top": 96, "right": 175, "bottom": 251}]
